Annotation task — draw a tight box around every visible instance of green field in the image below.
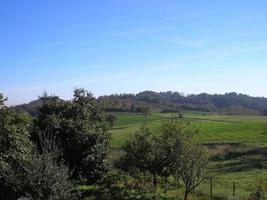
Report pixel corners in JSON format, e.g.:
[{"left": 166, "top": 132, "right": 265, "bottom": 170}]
[
  {"left": 110, "top": 112, "right": 267, "bottom": 199},
  {"left": 110, "top": 112, "right": 267, "bottom": 147}
]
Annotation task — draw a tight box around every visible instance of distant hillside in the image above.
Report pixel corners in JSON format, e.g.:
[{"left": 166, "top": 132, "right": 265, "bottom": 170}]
[
  {"left": 13, "top": 99, "right": 43, "bottom": 117},
  {"left": 14, "top": 91, "right": 267, "bottom": 116}
]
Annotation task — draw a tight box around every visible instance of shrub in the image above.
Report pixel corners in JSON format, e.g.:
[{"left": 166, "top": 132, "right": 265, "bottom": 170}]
[
  {"left": 249, "top": 185, "right": 265, "bottom": 200},
  {"left": 8, "top": 150, "right": 77, "bottom": 200},
  {"left": 97, "top": 170, "right": 179, "bottom": 200}
]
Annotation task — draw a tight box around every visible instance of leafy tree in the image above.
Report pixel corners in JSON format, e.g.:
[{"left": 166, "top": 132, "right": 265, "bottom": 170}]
[
  {"left": 119, "top": 127, "right": 155, "bottom": 172},
  {"left": 141, "top": 106, "right": 151, "bottom": 122},
  {"left": 154, "top": 119, "right": 188, "bottom": 177},
  {"left": 159, "top": 120, "right": 207, "bottom": 200},
  {"left": 34, "top": 88, "right": 110, "bottom": 183},
  {"left": 3, "top": 132, "right": 77, "bottom": 200},
  {"left": 0, "top": 96, "right": 75, "bottom": 199},
  {"left": 0, "top": 108, "right": 32, "bottom": 160},
  {"left": 180, "top": 142, "right": 208, "bottom": 200},
  {"left": 263, "top": 108, "right": 267, "bottom": 116},
  {"left": 105, "top": 114, "right": 117, "bottom": 127},
  {"left": 119, "top": 119, "right": 208, "bottom": 200},
  {"left": 0, "top": 93, "right": 6, "bottom": 106},
  {"left": 0, "top": 104, "right": 32, "bottom": 199},
  {"left": 9, "top": 151, "right": 76, "bottom": 200}
]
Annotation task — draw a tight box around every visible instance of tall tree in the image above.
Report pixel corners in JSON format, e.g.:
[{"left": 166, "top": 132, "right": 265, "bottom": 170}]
[
  {"left": 0, "top": 104, "right": 32, "bottom": 199},
  {"left": 34, "top": 88, "right": 110, "bottom": 183}
]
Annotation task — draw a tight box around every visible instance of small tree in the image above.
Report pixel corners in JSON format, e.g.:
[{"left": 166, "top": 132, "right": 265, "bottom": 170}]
[
  {"left": 119, "top": 119, "right": 208, "bottom": 199},
  {"left": 105, "top": 114, "right": 117, "bottom": 127},
  {"left": 141, "top": 106, "right": 151, "bottom": 122},
  {"left": 119, "top": 127, "right": 155, "bottom": 172},
  {"left": 154, "top": 119, "right": 186, "bottom": 177},
  {"left": 180, "top": 142, "right": 208, "bottom": 200}
]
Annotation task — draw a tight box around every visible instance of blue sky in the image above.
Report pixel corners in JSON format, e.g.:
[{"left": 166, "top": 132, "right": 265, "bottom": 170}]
[{"left": 1, "top": 0, "right": 267, "bottom": 105}]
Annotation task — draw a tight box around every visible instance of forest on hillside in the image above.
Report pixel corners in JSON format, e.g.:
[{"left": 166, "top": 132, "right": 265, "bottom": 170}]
[{"left": 15, "top": 91, "right": 267, "bottom": 117}]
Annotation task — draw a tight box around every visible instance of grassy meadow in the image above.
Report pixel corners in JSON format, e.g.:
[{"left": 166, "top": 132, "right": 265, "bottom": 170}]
[
  {"left": 110, "top": 112, "right": 267, "bottom": 147},
  {"left": 109, "top": 112, "right": 267, "bottom": 199}
]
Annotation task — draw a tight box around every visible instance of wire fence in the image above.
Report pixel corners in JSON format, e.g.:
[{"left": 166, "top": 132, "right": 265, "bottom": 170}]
[{"left": 195, "top": 178, "right": 267, "bottom": 200}]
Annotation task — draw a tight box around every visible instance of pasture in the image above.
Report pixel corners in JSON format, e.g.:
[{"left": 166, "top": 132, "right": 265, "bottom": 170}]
[
  {"left": 110, "top": 112, "right": 267, "bottom": 199},
  {"left": 110, "top": 112, "right": 267, "bottom": 147}
]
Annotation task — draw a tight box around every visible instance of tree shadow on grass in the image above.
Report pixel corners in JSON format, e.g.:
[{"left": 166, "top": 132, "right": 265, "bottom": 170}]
[
  {"left": 111, "top": 125, "right": 130, "bottom": 130},
  {"left": 211, "top": 148, "right": 267, "bottom": 173},
  {"left": 213, "top": 157, "right": 267, "bottom": 173}
]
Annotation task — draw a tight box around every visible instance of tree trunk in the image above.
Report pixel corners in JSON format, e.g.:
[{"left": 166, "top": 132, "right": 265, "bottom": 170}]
[
  {"left": 184, "top": 190, "right": 189, "bottom": 200},
  {"left": 153, "top": 174, "right": 157, "bottom": 189}
]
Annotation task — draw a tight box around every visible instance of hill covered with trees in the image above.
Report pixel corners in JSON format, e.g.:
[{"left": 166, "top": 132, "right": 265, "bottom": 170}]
[{"left": 14, "top": 91, "right": 267, "bottom": 116}]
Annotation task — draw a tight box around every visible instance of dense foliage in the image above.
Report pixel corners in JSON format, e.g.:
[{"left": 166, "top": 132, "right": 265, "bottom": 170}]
[
  {"left": 97, "top": 170, "right": 179, "bottom": 200},
  {"left": 0, "top": 95, "right": 76, "bottom": 199},
  {"left": 0, "top": 104, "right": 32, "bottom": 199},
  {"left": 34, "top": 89, "right": 110, "bottom": 183},
  {"left": 118, "top": 119, "right": 208, "bottom": 200}
]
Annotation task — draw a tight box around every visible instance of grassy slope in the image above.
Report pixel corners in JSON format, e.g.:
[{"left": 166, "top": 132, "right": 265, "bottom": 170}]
[
  {"left": 109, "top": 112, "right": 267, "bottom": 199},
  {"left": 110, "top": 112, "right": 267, "bottom": 147}
]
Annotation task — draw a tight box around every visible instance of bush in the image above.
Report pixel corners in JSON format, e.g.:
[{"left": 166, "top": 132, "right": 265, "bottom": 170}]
[
  {"left": 118, "top": 127, "right": 156, "bottom": 172},
  {"left": 8, "top": 150, "right": 77, "bottom": 200},
  {"left": 97, "top": 170, "right": 179, "bottom": 200}
]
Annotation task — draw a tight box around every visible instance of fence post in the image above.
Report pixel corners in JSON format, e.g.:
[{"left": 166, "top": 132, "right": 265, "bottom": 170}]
[
  {"left": 233, "top": 181, "right": 236, "bottom": 197},
  {"left": 210, "top": 178, "right": 213, "bottom": 198}
]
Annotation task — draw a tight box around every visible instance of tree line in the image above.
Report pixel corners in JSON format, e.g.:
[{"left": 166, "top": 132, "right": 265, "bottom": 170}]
[{"left": 15, "top": 91, "right": 267, "bottom": 117}]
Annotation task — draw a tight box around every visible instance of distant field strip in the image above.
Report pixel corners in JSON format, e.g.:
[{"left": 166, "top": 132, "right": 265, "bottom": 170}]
[{"left": 110, "top": 112, "right": 267, "bottom": 147}]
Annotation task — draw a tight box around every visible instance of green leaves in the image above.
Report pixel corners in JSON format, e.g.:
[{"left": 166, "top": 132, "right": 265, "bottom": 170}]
[
  {"left": 119, "top": 119, "right": 208, "bottom": 200},
  {"left": 121, "top": 126, "right": 155, "bottom": 172},
  {"left": 0, "top": 93, "right": 7, "bottom": 106},
  {"left": 0, "top": 106, "right": 32, "bottom": 199},
  {"left": 0, "top": 107, "right": 32, "bottom": 161},
  {"left": 34, "top": 88, "right": 110, "bottom": 183}
]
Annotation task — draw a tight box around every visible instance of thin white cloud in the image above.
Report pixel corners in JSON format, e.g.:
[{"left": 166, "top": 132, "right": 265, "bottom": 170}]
[
  {"left": 21, "top": 40, "right": 96, "bottom": 49},
  {"left": 230, "top": 41, "right": 267, "bottom": 53},
  {"left": 109, "top": 28, "right": 150, "bottom": 36},
  {"left": 172, "top": 38, "right": 207, "bottom": 48}
]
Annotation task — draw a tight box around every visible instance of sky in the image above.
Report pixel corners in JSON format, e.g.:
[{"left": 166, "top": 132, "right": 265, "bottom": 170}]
[{"left": 0, "top": 0, "right": 267, "bottom": 105}]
